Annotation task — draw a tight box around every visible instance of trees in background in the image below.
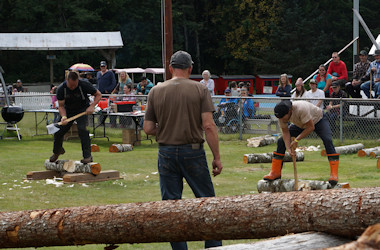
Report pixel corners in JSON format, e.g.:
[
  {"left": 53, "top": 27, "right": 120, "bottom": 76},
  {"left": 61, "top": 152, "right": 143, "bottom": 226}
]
[{"left": 0, "top": 0, "right": 379, "bottom": 83}]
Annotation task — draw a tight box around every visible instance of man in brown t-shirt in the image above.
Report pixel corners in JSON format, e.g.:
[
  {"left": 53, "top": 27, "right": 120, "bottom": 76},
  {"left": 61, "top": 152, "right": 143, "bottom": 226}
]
[
  {"left": 263, "top": 100, "right": 339, "bottom": 186},
  {"left": 143, "top": 50, "right": 222, "bottom": 249}
]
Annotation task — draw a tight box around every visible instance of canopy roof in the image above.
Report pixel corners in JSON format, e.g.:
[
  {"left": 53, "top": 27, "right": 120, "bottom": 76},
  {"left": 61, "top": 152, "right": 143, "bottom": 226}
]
[
  {"left": 0, "top": 32, "right": 123, "bottom": 50},
  {"left": 369, "top": 34, "right": 380, "bottom": 54}
]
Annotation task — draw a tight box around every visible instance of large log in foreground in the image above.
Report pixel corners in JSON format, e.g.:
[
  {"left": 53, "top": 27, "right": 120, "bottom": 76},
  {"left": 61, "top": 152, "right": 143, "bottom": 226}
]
[
  {"left": 44, "top": 159, "right": 101, "bottom": 175},
  {"left": 321, "top": 143, "right": 364, "bottom": 156},
  {"left": 243, "top": 152, "right": 304, "bottom": 164},
  {"left": 1, "top": 188, "right": 380, "bottom": 248}
]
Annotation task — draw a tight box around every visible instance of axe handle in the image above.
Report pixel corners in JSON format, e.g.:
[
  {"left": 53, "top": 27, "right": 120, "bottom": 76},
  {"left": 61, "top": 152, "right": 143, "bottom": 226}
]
[
  {"left": 291, "top": 137, "right": 298, "bottom": 191},
  {"left": 57, "top": 111, "right": 87, "bottom": 125}
]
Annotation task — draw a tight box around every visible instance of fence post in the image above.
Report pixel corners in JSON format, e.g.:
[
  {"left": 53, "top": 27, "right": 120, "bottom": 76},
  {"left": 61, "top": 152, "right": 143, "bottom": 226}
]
[
  {"left": 239, "top": 97, "right": 243, "bottom": 140},
  {"left": 340, "top": 98, "right": 343, "bottom": 143}
]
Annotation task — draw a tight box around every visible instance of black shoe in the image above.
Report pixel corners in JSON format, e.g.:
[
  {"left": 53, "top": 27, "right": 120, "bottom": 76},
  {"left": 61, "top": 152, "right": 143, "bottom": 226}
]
[
  {"left": 81, "top": 156, "right": 93, "bottom": 164},
  {"left": 49, "top": 148, "right": 65, "bottom": 162}
]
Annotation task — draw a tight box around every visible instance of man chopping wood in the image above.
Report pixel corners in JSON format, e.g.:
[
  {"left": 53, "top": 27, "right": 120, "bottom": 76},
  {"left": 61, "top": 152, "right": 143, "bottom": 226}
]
[
  {"left": 49, "top": 71, "right": 102, "bottom": 163},
  {"left": 263, "top": 100, "right": 339, "bottom": 185},
  {"left": 143, "top": 51, "right": 223, "bottom": 249}
]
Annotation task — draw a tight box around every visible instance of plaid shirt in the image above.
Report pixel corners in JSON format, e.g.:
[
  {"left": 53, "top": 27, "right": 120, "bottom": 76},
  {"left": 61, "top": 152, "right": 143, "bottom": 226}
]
[
  {"left": 361, "top": 60, "right": 380, "bottom": 82},
  {"left": 352, "top": 60, "right": 370, "bottom": 80}
]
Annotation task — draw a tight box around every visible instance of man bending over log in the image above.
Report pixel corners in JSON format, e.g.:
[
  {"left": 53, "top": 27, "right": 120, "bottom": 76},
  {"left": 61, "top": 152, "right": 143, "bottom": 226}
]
[
  {"left": 263, "top": 100, "right": 339, "bottom": 185},
  {"left": 49, "top": 71, "right": 102, "bottom": 163},
  {"left": 144, "top": 51, "right": 223, "bottom": 249}
]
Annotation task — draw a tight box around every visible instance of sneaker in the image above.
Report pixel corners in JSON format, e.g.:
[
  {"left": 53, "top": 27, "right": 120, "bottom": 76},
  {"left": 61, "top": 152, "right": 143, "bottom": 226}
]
[
  {"left": 49, "top": 148, "right": 65, "bottom": 162},
  {"left": 81, "top": 156, "right": 93, "bottom": 164}
]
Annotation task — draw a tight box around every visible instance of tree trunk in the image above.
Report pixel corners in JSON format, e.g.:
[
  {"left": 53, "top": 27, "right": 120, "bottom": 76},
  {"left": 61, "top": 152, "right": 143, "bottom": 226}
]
[
  {"left": 257, "top": 179, "right": 350, "bottom": 193},
  {"left": 243, "top": 152, "right": 304, "bottom": 164},
  {"left": 327, "top": 223, "right": 380, "bottom": 250},
  {"left": 2, "top": 187, "right": 380, "bottom": 248},
  {"left": 247, "top": 135, "right": 277, "bottom": 148},
  {"left": 44, "top": 160, "right": 101, "bottom": 175},
  {"left": 91, "top": 144, "right": 99, "bottom": 152},
  {"left": 108, "top": 144, "right": 133, "bottom": 153},
  {"left": 358, "top": 147, "right": 380, "bottom": 157},
  {"left": 369, "top": 149, "right": 380, "bottom": 158},
  {"left": 321, "top": 143, "right": 364, "bottom": 156}
]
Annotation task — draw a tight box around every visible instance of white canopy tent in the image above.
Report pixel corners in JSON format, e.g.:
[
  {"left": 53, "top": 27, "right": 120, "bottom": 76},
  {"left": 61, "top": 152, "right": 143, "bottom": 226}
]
[{"left": 369, "top": 34, "right": 380, "bottom": 54}]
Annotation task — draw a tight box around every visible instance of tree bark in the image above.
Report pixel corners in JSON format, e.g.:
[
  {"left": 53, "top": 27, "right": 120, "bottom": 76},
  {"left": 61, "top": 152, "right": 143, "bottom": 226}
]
[
  {"left": 321, "top": 143, "right": 364, "bottom": 156},
  {"left": 358, "top": 147, "right": 380, "bottom": 157},
  {"left": 247, "top": 135, "right": 277, "bottom": 148},
  {"left": 44, "top": 160, "right": 101, "bottom": 175},
  {"left": 327, "top": 223, "right": 380, "bottom": 250},
  {"left": 108, "top": 144, "right": 133, "bottom": 153},
  {"left": 257, "top": 179, "right": 350, "bottom": 193},
  {"left": 91, "top": 144, "right": 99, "bottom": 152},
  {"left": 2, "top": 187, "right": 380, "bottom": 248},
  {"left": 243, "top": 152, "right": 304, "bottom": 164},
  {"left": 369, "top": 149, "right": 380, "bottom": 158}
]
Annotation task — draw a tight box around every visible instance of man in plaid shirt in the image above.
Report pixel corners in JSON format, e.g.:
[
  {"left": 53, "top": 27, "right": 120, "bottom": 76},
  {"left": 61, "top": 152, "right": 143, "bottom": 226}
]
[
  {"left": 345, "top": 50, "right": 370, "bottom": 98},
  {"left": 360, "top": 49, "right": 380, "bottom": 98}
]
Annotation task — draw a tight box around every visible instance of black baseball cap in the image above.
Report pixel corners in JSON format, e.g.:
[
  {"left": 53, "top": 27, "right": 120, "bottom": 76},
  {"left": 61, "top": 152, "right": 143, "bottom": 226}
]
[
  {"left": 359, "top": 50, "right": 368, "bottom": 56},
  {"left": 274, "top": 100, "right": 292, "bottom": 118},
  {"left": 170, "top": 51, "right": 194, "bottom": 69}
]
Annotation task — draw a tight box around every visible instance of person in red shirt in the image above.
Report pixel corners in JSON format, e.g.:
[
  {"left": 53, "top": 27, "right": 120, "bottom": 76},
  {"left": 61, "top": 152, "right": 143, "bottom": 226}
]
[{"left": 327, "top": 52, "right": 348, "bottom": 89}]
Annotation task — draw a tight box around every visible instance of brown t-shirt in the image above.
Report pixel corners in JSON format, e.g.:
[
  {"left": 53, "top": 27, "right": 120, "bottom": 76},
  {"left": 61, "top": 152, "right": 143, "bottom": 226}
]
[
  {"left": 279, "top": 101, "right": 323, "bottom": 129},
  {"left": 144, "top": 78, "right": 215, "bottom": 145}
]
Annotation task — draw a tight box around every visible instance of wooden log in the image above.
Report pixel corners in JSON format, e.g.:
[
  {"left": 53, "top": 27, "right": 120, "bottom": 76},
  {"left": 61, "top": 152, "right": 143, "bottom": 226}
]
[
  {"left": 257, "top": 179, "right": 350, "bottom": 193},
  {"left": 327, "top": 223, "right": 380, "bottom": 249},
  {"left": 63, "top": 170, "right": 121, "bottom": 183},
  {"left": 243, "top": 152, "right": 304, "bottom": 164},
  {"left": 247, "top": 135, "right": 276, "bottom": 148},
  {"left": 321, "top": 143, "right": 364, "bottom": 156},
  {"left": 26, "top": 170, "right": 64, "bottom": 180},
  {"left": 44, "top": 160, "right": 101, "bottom": 175},
  {"left": 377, "top": 157, "right": 380, "bottom": 169},
  {"left": 2, "top": 187, "right": 380, "bottom": 248},
  {"left": 357, "top": 146, "right": 380, "bottom": 157},
  {"left": 109, "top": 144, "right": 133, "bottom": 153},
  {"left": 91, "top": 144, "right": 99, "bottom": 152},
  {"left": 369, "top": 149, "right": 380, "bottom": 158}
]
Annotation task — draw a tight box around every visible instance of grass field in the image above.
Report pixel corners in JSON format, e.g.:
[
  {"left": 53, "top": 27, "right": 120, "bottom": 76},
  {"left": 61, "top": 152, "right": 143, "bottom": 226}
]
[{"left": 1, "top": 113, "right": 379, "bottom": 249}]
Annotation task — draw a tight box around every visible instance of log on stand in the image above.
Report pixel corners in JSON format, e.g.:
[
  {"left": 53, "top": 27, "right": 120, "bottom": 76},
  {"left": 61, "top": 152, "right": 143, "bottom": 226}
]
[
  {"left": 243, "top": 152, "right": 304, "bottom": 164},
  {"left": 257, "top": 179, "right": 350, "bottom": 193},
  {"left": 321, "top": 143, "right": 364, "bottom": 156},
  {"left": 109, "top": 144, "right": 133, "bottom": 153},
  {"left": 44, "top": 160, "right": 101, "bottom": 175},
  {"left": 358, "top": 146, "right": 380, "bottom": 157},
  {"left": 1, "top": 187, "right": 380, "bottom": 248},
  {"left": 247, "top": 135, "right": 277, "bottom": 148}
]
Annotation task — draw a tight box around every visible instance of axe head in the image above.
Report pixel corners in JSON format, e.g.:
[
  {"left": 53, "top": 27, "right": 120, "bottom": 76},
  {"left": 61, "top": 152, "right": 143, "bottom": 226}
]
[{"left": 46, "top": 123, "right": 60, "bottom": 134}]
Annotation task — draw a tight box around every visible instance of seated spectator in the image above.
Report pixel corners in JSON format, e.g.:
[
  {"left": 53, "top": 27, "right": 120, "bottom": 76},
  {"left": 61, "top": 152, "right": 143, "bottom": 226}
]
[
  {"left": 275, "top": 74, "right": 291, "bottom": 97},
  {"left": 345, "top": 50, "right": 370, "bottom": 98},
  {"left": 229, "top": 81, "right": 240, "bottom": 96},
  {"left": 214, "top": 88, "right": 238, "bottom": 126},
  {"left": 136, "top": 76, "right": 154, "bottom": 95},
  {"left": 112, "top": 71, "right": 133, "bottom": 94},
  {"left": 327, "top": 52, "right": 348, "bottom": 89},
  {"left": 85, "top": 72, "right": 97, "bottom": 87},
  {"left": 121, "top": 84, "right": 136, "bottom": 102},
  {"left": 219, "top": 88, "right": 238, "bottom": 105},
  {"left": 326, "top": 82, "right": 347, "bottom": 128},
  {"left": 240, "top": 88, "right": 255, "bottom": 119},
  {"left": 306, "top": 79, "right": 325, "bottom": 109},
  {"left": 200, "top": 70, "right": 215, "bottom": 96},
  {"left": 50, "top": 86, "right": 60, "bottom": 123},
  {"left": 360, "top": 49, "right": 380, "bottom": 98},
  {"left": 291, "top": 78, "right": 307, "bottom": 99},
  {"left": 313, "top": 64, "right": 333, "bottom": 97},
  {"left": 12, "top": 79, "right": 25, "bottom": 93}
]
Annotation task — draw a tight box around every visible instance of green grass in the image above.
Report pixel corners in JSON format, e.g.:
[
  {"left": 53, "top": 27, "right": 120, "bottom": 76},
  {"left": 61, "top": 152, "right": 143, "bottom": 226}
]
[{"left": 1, "top": 113, "right": 379, "bottom": 249}]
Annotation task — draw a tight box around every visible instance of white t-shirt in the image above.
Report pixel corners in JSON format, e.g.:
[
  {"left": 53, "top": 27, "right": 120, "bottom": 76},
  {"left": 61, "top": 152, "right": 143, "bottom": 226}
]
[
  {"left": 305, "top": 89, "right": 325, "bottom": 109},
  {"left": 279, "top": 101, "right": 323, "bottom": 129}
]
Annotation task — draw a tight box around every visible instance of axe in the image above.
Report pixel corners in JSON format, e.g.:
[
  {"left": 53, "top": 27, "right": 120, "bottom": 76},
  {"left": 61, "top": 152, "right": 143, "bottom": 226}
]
[{"left": 46, "top": 111, "right": 87, "bottom": 134}]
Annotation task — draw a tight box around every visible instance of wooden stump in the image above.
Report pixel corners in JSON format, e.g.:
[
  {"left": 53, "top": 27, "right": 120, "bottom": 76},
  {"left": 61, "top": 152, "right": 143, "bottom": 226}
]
[
  {"left": 243, "top": 152, "right": 304, "bottom": 164},
  {"left": 369, "top": 149, "right": 380, "bottom": 158},
  {"left": 91, "top": 144, "right": 100, "bottom": 152},
  {"left": 358, "top": 146, "right": 380, "bottom": 157},
  {"left": 377, "top": 157, "right": 380, "bottom": 169},
  {"left": 321, "top": 143, "right": 364, "bottom": 156},
  {"left": 44, "top": 160, "right": 101, "bottom": 175},
  {"left": 247, "top": 135, "right": 277, "bottom": 148},
  {"left": 109, "top": 144, "right": 133, "bottom": 153},
  {"left": 257, "top": 179, "right": 350, "bottom": 193}
]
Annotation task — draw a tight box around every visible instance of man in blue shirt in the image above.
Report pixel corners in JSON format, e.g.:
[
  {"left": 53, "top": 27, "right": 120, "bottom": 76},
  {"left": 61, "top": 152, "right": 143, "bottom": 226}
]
[
  {"left": 360, "top": 50, "right": 380, "bottom": 98},
  {"left": 97, "top": 61, "right": 116, "bottom": 94}
]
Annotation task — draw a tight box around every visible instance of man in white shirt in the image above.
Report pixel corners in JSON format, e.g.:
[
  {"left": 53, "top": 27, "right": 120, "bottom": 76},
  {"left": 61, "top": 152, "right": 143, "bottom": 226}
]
[{"left": 306, "top": 79, "right": 325, "bottom": 109}]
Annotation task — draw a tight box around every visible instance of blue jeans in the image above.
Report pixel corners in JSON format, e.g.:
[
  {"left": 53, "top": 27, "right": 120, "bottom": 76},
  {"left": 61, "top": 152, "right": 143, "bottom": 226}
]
[
  {"left": 276, "top": 114, "right": 336, "bottom": 156},
  {"left": 360, "top": 80, "right": 380, "bottom": 98},
  {"left": 158, "top": 144, "right": 222, "bottom": 250}
]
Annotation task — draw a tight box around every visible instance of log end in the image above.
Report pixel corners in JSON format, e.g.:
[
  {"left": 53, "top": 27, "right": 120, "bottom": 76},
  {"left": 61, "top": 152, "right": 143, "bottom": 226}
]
[
  {"left": 109, "top": 145, "right": 118, "bottom": 153},
  {"left": 377, "top": 158, "right": 380, "bottom": 169},
  {"left": 321, "top": 150, "right": 326, "bottom": 157},
  {"left": 357, "top": 150, "right": 366, "bottom": 157},
  {"left": 91, "top": 144, "right": 100, "bottom": 152},
  {"left": 243, "top": 155, "right": 248, "bottom": 164},
  {"left": 369, "top": 152, "right": 376, "bottom": 158},
  {"left": 89, "top": 163, "right": 101, "bottom": 175}
]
